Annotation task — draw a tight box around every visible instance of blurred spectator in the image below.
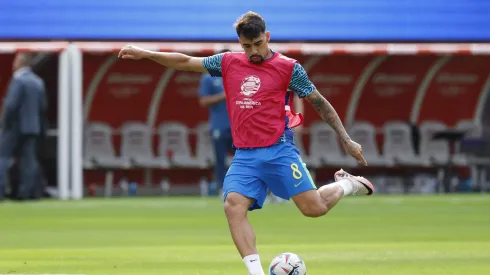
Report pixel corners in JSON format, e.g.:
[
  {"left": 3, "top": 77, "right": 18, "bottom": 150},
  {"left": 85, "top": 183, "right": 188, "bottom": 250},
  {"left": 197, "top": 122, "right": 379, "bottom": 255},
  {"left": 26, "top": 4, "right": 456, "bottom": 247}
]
[
  {"left": 483, "top": 91, "right": 490, "bottom": 138},
  {"left": 0, "top": 53, "right": 47, "bottom": 201},
  {"left": 198, "top": 50, "right": 233, "bottom": 196}
]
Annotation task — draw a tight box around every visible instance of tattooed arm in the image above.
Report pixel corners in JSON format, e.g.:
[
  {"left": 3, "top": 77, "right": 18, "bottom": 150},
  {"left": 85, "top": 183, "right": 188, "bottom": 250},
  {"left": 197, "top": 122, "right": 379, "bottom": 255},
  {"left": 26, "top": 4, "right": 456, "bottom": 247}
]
[
  {"left": 288, "top": 63, "right": 367, "bottom": 165},
  {"left": 305, "top": 90, "right": 351, "bottom": 142},
  {"left": 305, "top": 90, "right": 367, "bottom": 166}
]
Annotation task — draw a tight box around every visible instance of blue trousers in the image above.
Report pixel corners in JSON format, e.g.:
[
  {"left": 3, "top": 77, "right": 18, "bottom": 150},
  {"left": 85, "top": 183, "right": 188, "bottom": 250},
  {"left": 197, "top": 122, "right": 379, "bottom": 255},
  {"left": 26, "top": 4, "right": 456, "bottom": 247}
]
[
  {"left": 0, "top": 132, "right": 39, "bottom": 200},
  {"left": 211, "top": 128, "right": 233, "bottom": 191}
]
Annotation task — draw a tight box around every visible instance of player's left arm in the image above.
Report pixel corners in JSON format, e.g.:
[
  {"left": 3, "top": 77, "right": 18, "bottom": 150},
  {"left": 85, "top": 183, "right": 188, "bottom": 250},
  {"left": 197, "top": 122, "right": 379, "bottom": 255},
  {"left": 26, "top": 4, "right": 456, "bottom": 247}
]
[
  {"left": 289, "top": 63, "right": 367, "bottom": 165},
  {"left": 288, "top": 63, "right": 349, "bottom": 140},
  {"left": 305, "top": 90, "right": 350, "bottom": 140}
]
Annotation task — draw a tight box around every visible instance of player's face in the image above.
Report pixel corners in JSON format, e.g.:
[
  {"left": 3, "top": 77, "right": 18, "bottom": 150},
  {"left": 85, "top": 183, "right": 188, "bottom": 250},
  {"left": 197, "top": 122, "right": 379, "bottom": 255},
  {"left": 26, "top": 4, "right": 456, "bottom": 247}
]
[{"left": 239, "top": 32, "right": 271, "bottom": 64}]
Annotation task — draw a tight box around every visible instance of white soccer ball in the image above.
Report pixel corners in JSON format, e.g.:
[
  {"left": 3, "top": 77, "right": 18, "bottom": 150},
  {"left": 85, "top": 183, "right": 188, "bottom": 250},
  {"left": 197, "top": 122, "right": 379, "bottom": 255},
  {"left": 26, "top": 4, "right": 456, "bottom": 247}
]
[{"left": 269, "top": 252, "right": 307, "bottom": 275}]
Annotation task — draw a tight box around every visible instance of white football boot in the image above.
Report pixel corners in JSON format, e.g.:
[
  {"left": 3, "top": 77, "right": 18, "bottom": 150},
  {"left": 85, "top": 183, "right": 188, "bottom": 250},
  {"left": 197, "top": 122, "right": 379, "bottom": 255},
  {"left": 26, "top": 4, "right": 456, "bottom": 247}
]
[{"left": 334, "top": 168, "right": 374, "bottom": 195}]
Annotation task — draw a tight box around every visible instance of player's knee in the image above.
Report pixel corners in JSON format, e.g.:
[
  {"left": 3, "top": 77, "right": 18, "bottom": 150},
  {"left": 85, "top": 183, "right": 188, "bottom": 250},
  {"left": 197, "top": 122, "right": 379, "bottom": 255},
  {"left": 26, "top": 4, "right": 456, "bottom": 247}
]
[
  {"left": 299, "top": 202, "right": 328, "bottom": 218},
  {"left": 224, "top": 192, "right": 249, "bottom": 219}
]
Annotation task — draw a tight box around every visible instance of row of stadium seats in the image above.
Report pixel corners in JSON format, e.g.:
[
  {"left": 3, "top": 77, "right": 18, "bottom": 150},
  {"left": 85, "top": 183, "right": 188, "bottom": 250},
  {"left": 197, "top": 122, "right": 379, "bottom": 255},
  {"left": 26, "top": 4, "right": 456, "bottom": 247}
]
[
  {"left": 300, "top": 119, "right": 481, "bottom": 168},
  {"left": 84, "top": 119, "right": 481, "bottom": 171},
  {"left": 84, "top": 122, "right": 211, "bottom": 170}
]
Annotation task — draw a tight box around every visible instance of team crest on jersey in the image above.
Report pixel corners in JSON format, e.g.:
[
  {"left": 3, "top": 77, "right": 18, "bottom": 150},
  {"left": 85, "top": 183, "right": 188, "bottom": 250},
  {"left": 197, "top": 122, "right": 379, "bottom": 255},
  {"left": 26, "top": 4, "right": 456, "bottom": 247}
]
[{"left": 240, "top": 75, "right": 261, "bottom": 97}]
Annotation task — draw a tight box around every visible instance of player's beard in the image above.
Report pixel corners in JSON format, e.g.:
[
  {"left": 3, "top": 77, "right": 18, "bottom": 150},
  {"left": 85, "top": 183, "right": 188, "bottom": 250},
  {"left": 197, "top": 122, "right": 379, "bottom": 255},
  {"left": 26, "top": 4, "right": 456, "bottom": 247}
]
[{"left": 249, "top": 55, "right": 264, "bottom": 64}]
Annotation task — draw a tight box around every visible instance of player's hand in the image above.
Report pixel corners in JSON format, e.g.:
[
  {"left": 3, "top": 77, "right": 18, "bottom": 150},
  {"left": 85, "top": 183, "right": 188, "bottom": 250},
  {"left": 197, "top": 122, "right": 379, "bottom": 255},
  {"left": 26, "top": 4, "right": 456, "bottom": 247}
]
[
  {"left": 118, "top": 44, "right": 149, "bottom": 60},
  {"left": 340, "top": 138, "right": 368, "bottom": 166}
]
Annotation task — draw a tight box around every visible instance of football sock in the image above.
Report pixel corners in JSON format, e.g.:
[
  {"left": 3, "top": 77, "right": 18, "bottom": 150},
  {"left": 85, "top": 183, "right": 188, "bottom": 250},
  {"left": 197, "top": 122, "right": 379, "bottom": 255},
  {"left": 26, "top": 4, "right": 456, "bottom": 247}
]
[
  {"left": 331, "top": 179, "right": 353, "bottom": 196},
  {"left": 243, "top": 254, "right": 265, "bottom": 275}
]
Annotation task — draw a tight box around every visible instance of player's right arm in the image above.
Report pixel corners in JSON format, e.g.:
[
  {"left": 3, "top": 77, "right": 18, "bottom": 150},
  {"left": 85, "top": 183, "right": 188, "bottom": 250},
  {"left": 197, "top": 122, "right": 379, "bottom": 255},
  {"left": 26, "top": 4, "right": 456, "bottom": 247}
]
[{"left": 118, "top": 44, "right": 208, "bottom": 73}]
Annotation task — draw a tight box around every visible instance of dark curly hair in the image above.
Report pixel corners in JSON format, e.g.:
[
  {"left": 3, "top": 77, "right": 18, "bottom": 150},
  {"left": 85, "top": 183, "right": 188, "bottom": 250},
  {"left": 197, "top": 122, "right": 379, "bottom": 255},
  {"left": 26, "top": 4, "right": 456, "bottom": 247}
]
[{"left": 234, "top": 11, "right": 266, "bottom": 40}]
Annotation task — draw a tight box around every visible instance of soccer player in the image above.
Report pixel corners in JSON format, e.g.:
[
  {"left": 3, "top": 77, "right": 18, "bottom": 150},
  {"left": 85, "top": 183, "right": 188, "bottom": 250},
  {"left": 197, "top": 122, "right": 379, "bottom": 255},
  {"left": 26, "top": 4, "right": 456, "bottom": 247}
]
[{"left": 118, "top": 11, "right": 374, "bottom": 275}]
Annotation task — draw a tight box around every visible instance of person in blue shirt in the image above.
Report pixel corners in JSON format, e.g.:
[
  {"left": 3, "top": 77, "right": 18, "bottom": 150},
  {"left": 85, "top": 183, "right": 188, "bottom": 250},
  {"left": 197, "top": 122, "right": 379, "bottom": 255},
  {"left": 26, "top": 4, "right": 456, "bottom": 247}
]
[{"left": 198, "top": 50, "right": 233, "bottom": 196}]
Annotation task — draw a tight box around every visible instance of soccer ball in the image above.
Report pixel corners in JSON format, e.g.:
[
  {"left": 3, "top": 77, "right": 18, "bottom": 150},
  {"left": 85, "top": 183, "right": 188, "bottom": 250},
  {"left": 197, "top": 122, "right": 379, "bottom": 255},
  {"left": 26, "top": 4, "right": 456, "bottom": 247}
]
[{"left": 269, "top": 252, "right": 307, "bottom": 275}]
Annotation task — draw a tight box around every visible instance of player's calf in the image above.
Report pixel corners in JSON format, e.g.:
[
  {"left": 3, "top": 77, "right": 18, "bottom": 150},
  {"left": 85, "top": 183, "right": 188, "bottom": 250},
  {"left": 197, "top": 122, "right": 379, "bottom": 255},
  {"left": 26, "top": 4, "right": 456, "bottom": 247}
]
[
  {"left": 292, "top": 189, "right": 331, "bottom": 218},
  {"left": 299, "top": 203, "right": 328, "bottom": 218},
  {"left": 292, "top": 169, "right": 374, "bottom": 218}
]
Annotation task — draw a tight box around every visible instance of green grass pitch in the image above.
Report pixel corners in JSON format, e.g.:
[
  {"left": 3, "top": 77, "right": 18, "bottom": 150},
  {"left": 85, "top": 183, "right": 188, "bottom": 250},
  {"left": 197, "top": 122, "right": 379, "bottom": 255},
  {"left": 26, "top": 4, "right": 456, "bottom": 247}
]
[{"left": 0, "top": 194, "right": 489, "bottom": 275}]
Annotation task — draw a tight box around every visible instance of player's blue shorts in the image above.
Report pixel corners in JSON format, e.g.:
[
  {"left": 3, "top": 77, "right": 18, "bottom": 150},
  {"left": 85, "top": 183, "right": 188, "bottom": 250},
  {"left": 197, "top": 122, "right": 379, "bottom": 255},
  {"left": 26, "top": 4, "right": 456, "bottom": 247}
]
[{"left": 223, "top": 141, "right": 317, "bottom": 211}]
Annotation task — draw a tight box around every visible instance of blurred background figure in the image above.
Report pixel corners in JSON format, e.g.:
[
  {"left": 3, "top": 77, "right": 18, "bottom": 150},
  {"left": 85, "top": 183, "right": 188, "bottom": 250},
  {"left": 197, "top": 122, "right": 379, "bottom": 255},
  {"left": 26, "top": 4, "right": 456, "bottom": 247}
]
[
  {"left": 0, "top": 53, "right": 47, "bottom": 201},
  {"left": 198, "top": 49, "right": 233, "bottom": 197}
]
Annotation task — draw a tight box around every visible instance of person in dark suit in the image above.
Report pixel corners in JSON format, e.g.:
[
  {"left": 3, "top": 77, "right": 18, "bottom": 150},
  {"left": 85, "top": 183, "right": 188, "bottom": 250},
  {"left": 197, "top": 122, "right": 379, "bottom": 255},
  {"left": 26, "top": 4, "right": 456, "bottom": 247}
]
[{"left": 0, "top": 53, "right": 47, "bottom": 201}]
